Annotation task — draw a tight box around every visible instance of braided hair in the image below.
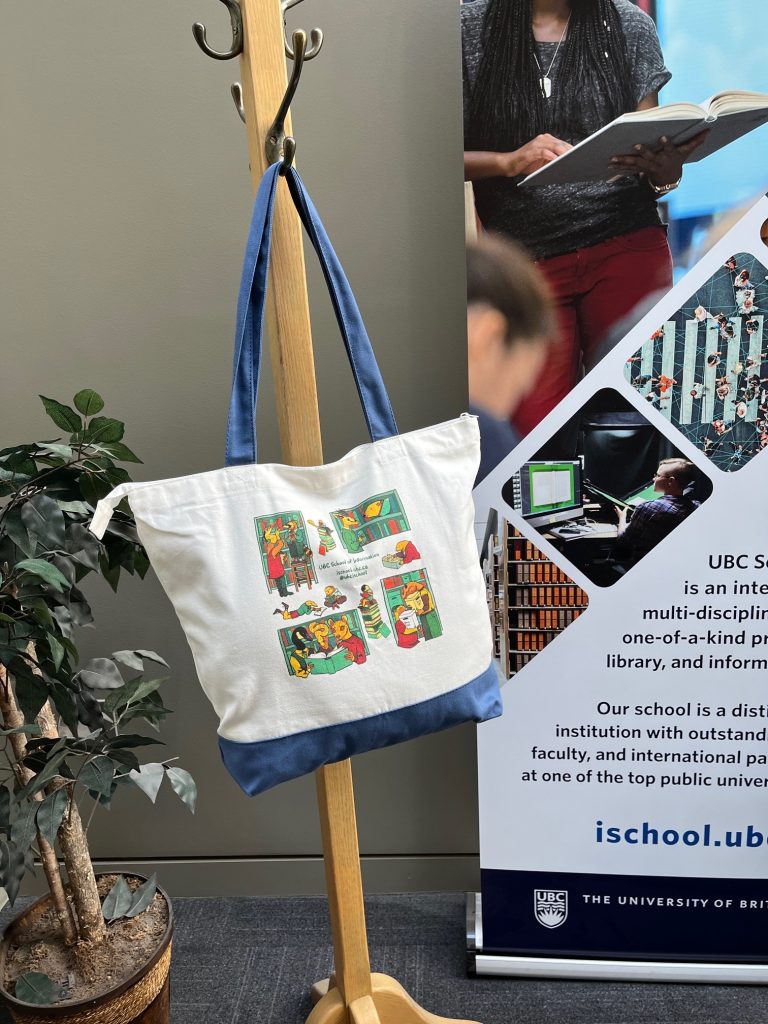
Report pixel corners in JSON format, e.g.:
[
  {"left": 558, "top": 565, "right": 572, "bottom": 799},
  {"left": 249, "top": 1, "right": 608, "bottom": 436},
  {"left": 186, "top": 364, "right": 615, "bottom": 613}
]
[{"left": 467, "top": 0, "right": 636, "bottom": 152}]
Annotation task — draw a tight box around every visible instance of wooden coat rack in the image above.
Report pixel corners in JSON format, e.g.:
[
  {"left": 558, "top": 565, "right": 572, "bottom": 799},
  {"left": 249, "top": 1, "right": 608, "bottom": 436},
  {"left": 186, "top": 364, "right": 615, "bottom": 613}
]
[{"left": 193, "top": 3, "right": 480, "bottom": 1021}]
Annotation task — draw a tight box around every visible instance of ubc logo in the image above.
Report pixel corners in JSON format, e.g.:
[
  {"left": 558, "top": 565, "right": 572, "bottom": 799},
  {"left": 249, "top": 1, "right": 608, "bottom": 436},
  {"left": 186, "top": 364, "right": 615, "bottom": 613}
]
[{"left": 534, "top": 889, "right": 568, "bottom": 929}]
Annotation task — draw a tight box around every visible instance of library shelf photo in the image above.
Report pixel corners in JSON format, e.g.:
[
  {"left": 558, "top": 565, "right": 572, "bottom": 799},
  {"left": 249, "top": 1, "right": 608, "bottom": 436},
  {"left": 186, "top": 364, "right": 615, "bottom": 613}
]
[
  {"left": 482, "top": 513, "right": 588, "bottom": 680},
  {"left": 501, "top": 389, "right": 714, "bottom": 587}
]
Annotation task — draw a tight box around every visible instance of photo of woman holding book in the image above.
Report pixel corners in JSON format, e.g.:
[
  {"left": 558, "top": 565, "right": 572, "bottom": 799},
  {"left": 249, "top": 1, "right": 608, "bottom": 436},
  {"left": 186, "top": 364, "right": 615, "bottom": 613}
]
[{"left": 462, "top": 0, "right": 708, "bottom": 438}]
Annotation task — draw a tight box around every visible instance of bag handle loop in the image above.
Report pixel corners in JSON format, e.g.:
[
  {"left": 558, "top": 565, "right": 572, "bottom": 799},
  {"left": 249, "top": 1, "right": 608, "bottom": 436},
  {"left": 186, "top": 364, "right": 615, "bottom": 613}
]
[{"left": 225, "top": 163, "right": 398, "bottom": 466}]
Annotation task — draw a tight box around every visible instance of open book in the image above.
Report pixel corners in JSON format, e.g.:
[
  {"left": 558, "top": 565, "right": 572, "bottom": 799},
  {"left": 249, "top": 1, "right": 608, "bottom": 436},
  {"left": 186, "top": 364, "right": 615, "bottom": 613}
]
[{"left": 519, "top": 91, "right": 768, "bottom": 188}]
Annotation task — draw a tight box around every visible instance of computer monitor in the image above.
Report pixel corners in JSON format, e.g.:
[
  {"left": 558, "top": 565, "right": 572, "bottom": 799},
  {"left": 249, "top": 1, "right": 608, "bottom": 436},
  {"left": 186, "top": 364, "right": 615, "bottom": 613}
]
[{"left": 509, "top": 460, "right": 583, "bottom": 529}]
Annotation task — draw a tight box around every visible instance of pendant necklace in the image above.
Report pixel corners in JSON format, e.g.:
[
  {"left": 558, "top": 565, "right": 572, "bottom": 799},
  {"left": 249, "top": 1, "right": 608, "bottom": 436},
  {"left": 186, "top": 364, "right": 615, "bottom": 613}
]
[{"left": 533, "top": 15, "right": 571, "bottom": 99}]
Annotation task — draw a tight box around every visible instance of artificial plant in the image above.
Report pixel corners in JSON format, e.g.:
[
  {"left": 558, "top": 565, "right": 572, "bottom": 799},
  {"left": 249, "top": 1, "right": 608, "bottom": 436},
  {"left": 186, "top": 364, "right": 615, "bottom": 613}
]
[{"left": 0, "top": 391, "right": 194, "bottom": 999}]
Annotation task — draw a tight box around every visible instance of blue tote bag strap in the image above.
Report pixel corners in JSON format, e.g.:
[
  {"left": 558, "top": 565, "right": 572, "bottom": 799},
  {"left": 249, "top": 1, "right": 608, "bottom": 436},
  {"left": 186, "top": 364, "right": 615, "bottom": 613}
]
[{"left": 226, "top": 163, "right": 398, "bottom": 466}]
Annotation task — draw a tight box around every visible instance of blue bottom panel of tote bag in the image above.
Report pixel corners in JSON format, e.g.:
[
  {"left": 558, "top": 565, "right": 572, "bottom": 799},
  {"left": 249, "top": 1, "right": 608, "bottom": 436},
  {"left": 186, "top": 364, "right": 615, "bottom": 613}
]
[{"left": 219, "top": 660, "right": 500, "bottom": 795}]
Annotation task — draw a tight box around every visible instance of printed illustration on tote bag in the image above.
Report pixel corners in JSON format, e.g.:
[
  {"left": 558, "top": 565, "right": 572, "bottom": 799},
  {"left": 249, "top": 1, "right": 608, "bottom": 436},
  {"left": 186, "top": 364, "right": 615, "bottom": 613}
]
[
  {"left": 330, "top": 490, "right": 410, "bottom": 553},
  {"left": 278, "top": 610, "right": 370, "bottom": 678},
  {"left": 255, "top": 512, "right": 317, "bottom": 596},
  {"left": 381, "top": 569, "right": 443, "bottom": 649}
]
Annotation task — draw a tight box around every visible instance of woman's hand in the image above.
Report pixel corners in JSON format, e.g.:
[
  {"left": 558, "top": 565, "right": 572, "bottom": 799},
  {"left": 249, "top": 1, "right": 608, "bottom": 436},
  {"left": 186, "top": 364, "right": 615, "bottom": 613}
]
[
  {"left": 464, "top": 136, "right": 572, "bottom": 181},
  {"left": 500, "top": 134, "right": 573, "bottom": 177},
  {"left": 609, "top": 130, "right": 710, "bottom": 186}
]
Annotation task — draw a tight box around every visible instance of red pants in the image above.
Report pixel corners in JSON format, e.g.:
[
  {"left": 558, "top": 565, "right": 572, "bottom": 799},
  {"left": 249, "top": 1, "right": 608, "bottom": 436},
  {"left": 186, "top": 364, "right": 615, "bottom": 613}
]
[{"left": 512, "top": 225, "right": 673, "bottom": 437}]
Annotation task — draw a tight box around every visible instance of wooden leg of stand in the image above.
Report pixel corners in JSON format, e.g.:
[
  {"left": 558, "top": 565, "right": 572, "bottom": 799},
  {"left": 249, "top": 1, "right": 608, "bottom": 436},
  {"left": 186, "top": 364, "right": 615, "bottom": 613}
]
[
  {"left": 315, "top": 759, "right": 374, "bottom": 1007},
  {"left": 309, "top": 974, "right": 482, "bottom": 1024},
  {"left": 310, "top": 761, "right": 482, "bottom": 1024},
  {"left": 310, "top": 974, "right": 335, "bottom": 1005}
]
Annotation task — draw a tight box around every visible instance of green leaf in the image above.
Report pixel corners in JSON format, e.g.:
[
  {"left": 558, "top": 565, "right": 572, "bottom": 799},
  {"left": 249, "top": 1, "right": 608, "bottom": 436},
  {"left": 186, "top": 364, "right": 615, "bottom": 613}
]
[
  {"left": 125, "top": 874, "right": 157, "bottom": 918},
  {"left": 102, "top": 875, "right": 134, "bottom": 921},
  {"left": 0, "top": 725, "right": 41, "bottom": 738},
  {"left": 49, "top": 683, "right": 80, "bottom": 737},
  {"left": 37, "top": 443, "right": 74, "bottom": 459},
  {"left": 64, "top": 522, "right": 102, "bottom": 571},
  {"left": 78, "top": 472, "right": 111, "bottom": 508},
  {"left": 101, "top": 560, "right": 121, "bottom": 593},
  {"left": 78, "top": 658, "right": 123, "bottom": 690},
  {"left": 79, "top": 756, "right": 115, "bottom": 797},
  {"left": 112, "top": 650, "right": 168, "bottom": 671},
  {"left": 110, "top": 650, "right": 144, "bottom": 672},
  {"left": 83, "top": 417, "right": 124, "bottom": 444},
  {"left": 35, "top": 790, "right": 69, "bottom": 849},
  {"left": 106, "top": 748, "right": 140, "bottom": 772},
  {"left": 46, "top": 634, "right": 65, "bottom": 673},
  {"left": 13, "top": 668, "right": 49, "bottom": 725},
  {"left": 4, "top": 511, "right": 36, "bottom": 558},
  {"left": 105, "top": 735, "right": 163, "bottom": 750},
  {"left": 103, "top": 519, "right": 138, "bottom": 543},
  {"left": 67, "top": 598, "right": 93, "bottom": 629},
  {"left": 56, "top": 499, "right": 90, "bottom": 514},
  {"left": 20, "top": 494, "right": 66, "bottom": 551},
  {"left": 50, "top": 605, "right": 73, "bottom": 639},
  {"left": 10, "top": 804, "right": 39, "bottom": 855},
  {"left": 134, "top": 548, "right": 150, "bottom": 579},
  {"left": 166, "top": 767, "right": 197, "bottom": 813},
  {"left": 75, "top": 689, "right": 105, "bottom": 731},
  {"left": 121, "top": 707, "right": 171, "bottom": 732},
  {"left": 128, "top": 763, "right": 165, "bottom": 803},
  {"left": 28, "top": 600, "right": 54, "bottom": 632},
  {"left": 73, "top": 389, "right": 105, "bottom": 417},
  {"left": 14, "top": 972, "right": 61, "bottom": 1005},
  {"left": 39, "top": 397, "right": 81, "bottom": 434},
  {"left": 135, "top": 650, "right": 169, "bottom": 669},
  {"left": 90, "top": 441, "right": 142, "bottom": 464},
  {"left": 0, "top": 789, "right": 10, "bottom": 833},
  {"left": 15, "top": 751, "right": 68, "bottom": 802},
  {"left": 15, "top": 559, "right": 70, "bottom": 592},
  {"left": 0, "top": 839, "right": 27, "bottom": 904},
  {"left": 127, "top": 678, "right": 167, "bottom": 705},
  {"left": 104, "top": 677, "right": 166, "bottom": 716}
]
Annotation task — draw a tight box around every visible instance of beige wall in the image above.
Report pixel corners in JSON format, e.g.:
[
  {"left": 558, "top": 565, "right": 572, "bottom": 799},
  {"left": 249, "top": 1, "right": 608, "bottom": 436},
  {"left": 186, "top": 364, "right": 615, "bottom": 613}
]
[{"left": 2, "top": 0, "right": 476, "bottom": 895}]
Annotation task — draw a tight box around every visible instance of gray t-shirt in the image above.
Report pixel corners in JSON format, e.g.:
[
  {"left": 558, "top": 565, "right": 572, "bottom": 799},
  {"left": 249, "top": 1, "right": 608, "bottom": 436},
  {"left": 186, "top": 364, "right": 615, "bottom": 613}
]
[{"left": 462, "top": 0, "right": 672, "bottom": 260}]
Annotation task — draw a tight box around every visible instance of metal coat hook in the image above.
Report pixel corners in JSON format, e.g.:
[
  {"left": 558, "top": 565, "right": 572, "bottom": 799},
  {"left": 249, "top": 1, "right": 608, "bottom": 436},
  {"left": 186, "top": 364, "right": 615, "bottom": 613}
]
[
  {"left": 231, "top": 82, "right": 246, "bottom": 123},
  {"left": 193, "top": 0, "right": 243, "bottom": 61},
  {"left": 265, "top": 29, "right": 308, "bottom": 170},
  {"left": 281, "top": 0, "right": 323, "bottom": 60}
]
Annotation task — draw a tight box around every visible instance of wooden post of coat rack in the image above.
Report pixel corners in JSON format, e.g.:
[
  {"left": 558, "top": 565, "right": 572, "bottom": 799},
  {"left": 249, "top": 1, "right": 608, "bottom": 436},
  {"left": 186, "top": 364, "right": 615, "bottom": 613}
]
[{"left": 194, "top": 2, "right": 480, "bottom": 1021}]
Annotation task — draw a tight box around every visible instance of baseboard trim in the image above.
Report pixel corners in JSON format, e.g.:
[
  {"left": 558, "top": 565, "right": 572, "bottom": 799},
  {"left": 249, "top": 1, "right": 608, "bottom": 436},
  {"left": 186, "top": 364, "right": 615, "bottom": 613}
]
[{"left": 23, "top": 856, "right": 480, "bottom": 897}]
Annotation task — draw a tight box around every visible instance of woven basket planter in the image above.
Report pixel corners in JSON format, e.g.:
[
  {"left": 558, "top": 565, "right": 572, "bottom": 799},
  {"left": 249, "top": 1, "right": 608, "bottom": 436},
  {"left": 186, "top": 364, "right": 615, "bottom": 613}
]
[{"left": 0, "top": 876, "right": 173, "bottom": 1024}]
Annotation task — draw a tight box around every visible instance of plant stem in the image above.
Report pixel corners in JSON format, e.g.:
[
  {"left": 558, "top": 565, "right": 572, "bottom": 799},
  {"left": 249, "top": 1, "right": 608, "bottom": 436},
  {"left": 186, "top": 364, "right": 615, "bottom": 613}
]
[
  {"left": 0, "top": 665, "right": 78, "bottom": 946},
  {"left": 35, "top": 702, "right": 107, "bottom": 946}
]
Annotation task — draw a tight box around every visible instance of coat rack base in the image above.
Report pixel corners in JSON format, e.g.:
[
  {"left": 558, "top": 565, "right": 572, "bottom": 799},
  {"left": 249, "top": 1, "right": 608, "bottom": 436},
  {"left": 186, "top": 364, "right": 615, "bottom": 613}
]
[{"left": 307, "top": 974, "right": 482, "bottom": 1024}]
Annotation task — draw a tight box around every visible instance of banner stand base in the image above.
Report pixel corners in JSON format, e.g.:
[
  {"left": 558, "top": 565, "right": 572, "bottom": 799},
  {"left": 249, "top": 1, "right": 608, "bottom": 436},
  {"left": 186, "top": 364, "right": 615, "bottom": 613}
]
[{"left": 466, "top": 893, "right": 768, "bottom": 985}]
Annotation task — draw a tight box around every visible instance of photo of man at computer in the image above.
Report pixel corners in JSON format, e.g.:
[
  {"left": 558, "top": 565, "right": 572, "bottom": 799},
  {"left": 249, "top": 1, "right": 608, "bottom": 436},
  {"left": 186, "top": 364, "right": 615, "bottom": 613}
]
[{"left": 502, "top": 389, "right": 714, "bottom": 586}]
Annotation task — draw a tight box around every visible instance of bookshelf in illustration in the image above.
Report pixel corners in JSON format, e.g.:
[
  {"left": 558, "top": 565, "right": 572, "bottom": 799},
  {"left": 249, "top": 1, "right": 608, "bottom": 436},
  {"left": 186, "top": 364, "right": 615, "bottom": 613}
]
[
  {"left": 255, "top": 511, "right": 317, "bottom": 595},
  {"left": 623, "top": 252, "right": 768, "bottom": 472},
  {"left": 278, "top": 609, "right": 369, "bottom": 678},
  {"left": 380, "top": 567, "right": 443, "bottom": 649},
  {"left": 483, "top": 520, "right": 588, "bottom": 679},
  {"left": 330, "top": 490, "right": 410, "bottom": 554}
]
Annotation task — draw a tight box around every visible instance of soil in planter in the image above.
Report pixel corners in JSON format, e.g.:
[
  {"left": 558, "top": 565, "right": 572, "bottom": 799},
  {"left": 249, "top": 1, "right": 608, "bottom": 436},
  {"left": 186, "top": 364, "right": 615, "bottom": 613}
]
[{"left": 4, "top": 875, "right": 169, "bottom": 1005}]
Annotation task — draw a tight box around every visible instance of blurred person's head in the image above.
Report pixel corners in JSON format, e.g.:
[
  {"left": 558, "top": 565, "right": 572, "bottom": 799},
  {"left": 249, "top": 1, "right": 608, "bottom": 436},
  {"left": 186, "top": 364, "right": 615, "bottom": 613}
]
[{"left": 467, "top": 235, "right": 554, "bottom": 420}]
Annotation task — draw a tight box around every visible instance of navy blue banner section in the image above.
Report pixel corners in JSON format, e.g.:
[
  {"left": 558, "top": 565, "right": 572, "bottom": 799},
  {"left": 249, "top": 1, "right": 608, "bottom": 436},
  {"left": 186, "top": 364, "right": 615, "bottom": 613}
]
[{"left": 481, "top": 869, "right": 768, "bottom": 962}]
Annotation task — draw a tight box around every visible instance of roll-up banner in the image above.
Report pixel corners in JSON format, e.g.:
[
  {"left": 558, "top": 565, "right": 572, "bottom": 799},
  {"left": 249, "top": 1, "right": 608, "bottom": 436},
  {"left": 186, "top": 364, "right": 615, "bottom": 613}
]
[{"left": 470, "top": 197, "right": 768, "bottom": 982}]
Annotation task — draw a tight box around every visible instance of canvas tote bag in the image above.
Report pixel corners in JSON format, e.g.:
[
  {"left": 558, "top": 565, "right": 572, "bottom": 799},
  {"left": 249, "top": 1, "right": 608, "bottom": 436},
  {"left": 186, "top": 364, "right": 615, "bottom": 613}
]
[{"left": 91, "top": 162, "right": 501, "bottom": 795}]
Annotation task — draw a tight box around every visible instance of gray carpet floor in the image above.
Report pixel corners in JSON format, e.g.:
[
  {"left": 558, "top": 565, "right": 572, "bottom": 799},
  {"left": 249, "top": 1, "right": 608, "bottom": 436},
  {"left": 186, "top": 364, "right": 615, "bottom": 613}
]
[{"left": 2, "top": 893, "right": 767, "bottom": 1022}]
